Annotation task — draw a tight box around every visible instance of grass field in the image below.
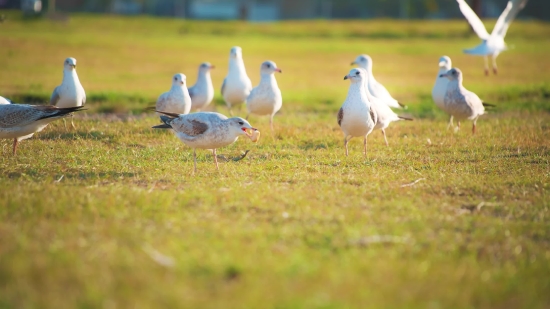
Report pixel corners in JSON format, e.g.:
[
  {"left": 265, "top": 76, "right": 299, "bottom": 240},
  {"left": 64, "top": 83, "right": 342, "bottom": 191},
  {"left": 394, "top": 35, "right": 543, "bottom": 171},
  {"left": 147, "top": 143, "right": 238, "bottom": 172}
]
[{"left": 1, "top": 11, "right": 550, "bottom": 309}]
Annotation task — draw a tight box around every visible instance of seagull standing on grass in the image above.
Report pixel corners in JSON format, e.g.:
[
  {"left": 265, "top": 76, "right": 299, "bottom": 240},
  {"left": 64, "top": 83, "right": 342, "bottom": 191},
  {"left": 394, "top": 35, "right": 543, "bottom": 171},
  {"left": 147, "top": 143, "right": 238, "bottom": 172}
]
[
  {"left": 221, "top": 46, "right": 252, "bottom": 115},
  {"left": 152, "top": 111, "right": 259, "bottom": 173},
  {"left": 0, "top": 104, "right": 85, "bottom": 155},
  {"left": 0, "top": 96, "right": 34, "bottom": 148},
  {"left": 367, "top": 92, "right": 412, "bottom": 146},
  {"left": 337, "top": 68, "right": 377, "bottom": 157},
  {"left": 50, "top": 57, "right": 86, "bottom": 129},
  {"left": 156, "top": 73, "right": 192, "bottom": 115},
  {"left": 439, "top": 68, "right": 492, "bottom": 134},
  {"left": 188, "top": 62, "right": 215, "bottom": 111},
  {"left": 351, "top": 54, "right": 405, "bottom": 109},
  {"left": 456, "top": 0, "right": 528, "bottom": 75},
  {"left": 432, "top": 56, "right": 455, "bottom": 128},
  {"left": 246, "top": 60, "right": 282, "bottom": 132}
]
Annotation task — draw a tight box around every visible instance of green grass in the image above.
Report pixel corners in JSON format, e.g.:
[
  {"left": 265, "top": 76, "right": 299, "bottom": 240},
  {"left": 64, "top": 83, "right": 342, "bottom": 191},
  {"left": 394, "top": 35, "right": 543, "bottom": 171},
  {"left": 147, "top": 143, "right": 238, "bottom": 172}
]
[{"left": 1, "top": 11, "right": 550, "bottom": 309}]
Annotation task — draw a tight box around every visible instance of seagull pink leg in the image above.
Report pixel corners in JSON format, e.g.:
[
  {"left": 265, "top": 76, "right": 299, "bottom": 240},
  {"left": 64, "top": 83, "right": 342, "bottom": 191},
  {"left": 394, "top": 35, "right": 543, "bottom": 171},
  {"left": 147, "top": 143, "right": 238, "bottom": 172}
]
[
  {"left": 12, "top": 138, "right": 18, "bottom": 155},
  {"left": 382, "top": 129, "right": 389, "bottom": 147},
  {"left": 213, "top": 148, "right": 219, "bottom": 170},
  {"left": 484, "top": 56, "right": 489, "bottom": 76},
  {"left": 363, "top": 136, "right": 367, "bottom": 157},
  {"left": 344, "top": 137, "right": 349, "bottom": 157}
]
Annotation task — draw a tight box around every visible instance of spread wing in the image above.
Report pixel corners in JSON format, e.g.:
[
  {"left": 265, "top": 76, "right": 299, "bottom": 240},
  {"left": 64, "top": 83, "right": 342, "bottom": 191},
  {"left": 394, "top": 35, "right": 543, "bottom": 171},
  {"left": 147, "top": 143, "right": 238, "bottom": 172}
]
[
  {"left": 456, "top": 0, "right": 490, "bottom": 40},
  {"left": 492, "top": 0, "right": 528, "bottom": 39},
  {"left": 50, "top": 86, "right": 61, "bottom": 105},
  {"left": 337, "top": 108, "right": 343, "bottom": 126},
  {"left": 220, "top": 78, "right": 226, "bottom": 96}
]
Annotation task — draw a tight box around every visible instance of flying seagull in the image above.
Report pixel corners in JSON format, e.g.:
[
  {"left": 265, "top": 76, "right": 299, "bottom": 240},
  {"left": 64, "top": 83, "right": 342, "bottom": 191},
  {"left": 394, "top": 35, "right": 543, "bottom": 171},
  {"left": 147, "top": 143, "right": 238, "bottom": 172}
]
[{"left": 456, "top": 0, "right": 528, "bottom": 75}]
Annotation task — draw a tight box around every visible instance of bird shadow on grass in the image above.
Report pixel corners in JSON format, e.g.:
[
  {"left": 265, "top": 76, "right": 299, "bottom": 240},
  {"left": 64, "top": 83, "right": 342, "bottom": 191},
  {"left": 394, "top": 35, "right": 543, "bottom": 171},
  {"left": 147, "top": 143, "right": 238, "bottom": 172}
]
[{"left": 37, "top": 130, "right": 116, "bottom": 141}]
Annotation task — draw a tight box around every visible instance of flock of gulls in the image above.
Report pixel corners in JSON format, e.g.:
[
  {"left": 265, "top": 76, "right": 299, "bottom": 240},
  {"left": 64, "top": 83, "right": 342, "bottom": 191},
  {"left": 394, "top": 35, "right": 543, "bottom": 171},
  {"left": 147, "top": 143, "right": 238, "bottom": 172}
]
[{"left": 0, "top": 0, "right": 528, "bottom": 172}]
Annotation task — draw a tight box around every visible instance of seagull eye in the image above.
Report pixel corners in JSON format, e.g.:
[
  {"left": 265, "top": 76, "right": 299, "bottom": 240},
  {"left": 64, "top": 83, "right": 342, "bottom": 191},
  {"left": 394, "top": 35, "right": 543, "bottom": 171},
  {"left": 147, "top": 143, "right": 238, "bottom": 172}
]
[
  {"left": 356, "top": 71, "right": 360, "bottom": 75},
  {"left": 238, "top": 121, "right": 244, "bottom": 125},
  {"left": 266, "top": 64, "right": 271, "bottom": 68}
]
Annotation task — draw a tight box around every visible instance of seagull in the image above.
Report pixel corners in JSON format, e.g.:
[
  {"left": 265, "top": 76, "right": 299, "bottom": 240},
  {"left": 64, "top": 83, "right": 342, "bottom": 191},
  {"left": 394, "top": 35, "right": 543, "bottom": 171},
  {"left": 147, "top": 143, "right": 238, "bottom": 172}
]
[
  {"left": 367, "top": 92, "right": 412, "bottom": 146},
  {"left": 0, "top": 104, "right": 85, "bottom": 155},
  {"left": 156, "top": 73, "right": 192, "bottom": 115},
  {"left": 188, "top": 62, "right": 215, "bottom": 111},
  {"left": 246, "top": 60, "right": 282, "bottom": 132},
  {"left": 439, "top": 68, "right": 492, "bottom": 134},
  {"left": 152, "top": 111, "right": 258, "bottom": 173},
  {"left": 456, "top": 0, "right": 528, "bottom": 75},
  {"left": 50, "top": 57, "right": 86, "bottom": 129},
  {"left": 0, "top": 96, "right": 34, "bottom": 146},
  {"left": 221, "top": 46, "right": 252, "bottom": 115},
  {"left": 351, "top": 54, "right": 405, "bottom": 109},
  {"left": 432, "top": 56, "right": 455, "bottom": 128},
  {"left": 337, "top": 68, "right": 377, "bottom": 157}
]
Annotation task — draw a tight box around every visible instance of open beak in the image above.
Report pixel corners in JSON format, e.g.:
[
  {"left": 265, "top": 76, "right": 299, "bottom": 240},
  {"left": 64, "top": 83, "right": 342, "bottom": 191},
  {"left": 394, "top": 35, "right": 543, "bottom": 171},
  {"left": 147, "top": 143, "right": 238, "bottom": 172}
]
[
  {"left": 242, "top": 127, "right": 257, "bottom": 136},
  {"left": 275, "top": 68, "right": 282, "bottom": 73}
]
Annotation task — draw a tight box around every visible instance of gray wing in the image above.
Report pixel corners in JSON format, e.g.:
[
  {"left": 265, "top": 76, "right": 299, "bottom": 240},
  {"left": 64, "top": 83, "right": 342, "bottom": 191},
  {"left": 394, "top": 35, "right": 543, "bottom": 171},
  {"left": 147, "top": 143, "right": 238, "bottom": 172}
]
[
  {"left": 0, "top": 104, "right": 53, "bottom": 128},
  {"left": 369, "top": 107, "right": 378, "bottom": 127},
  {"left": 187, "top": 86, "right": 195, "bottom": 99},
  {"left": 220, "top": 78, "right": 226, "bottom": 96},
  {"left": 50, "top": 86, "right": 61, "bottom": 105},
  {"left": 337, "top": 108, "right": 343, "bottom": 126},
  {"left": 174, "top": 117, "right": 209, "bottom": 136}
]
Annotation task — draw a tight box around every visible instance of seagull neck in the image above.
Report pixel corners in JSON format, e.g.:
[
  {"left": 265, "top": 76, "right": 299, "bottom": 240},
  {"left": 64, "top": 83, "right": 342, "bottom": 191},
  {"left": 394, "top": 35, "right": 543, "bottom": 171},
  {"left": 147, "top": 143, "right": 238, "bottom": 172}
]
[
  {"left": 170, "top": 83, "right": 185, "bottom": 93},
  {"left": 260, "top": 73, "right": 277, "bottom": 86},
  {"left": 346, "top": 82, "right": 370, "bottom": 108},
  {"left": 197, "top": 71, "right": 212, "bottom": 86},
  {"left": 438, "top": 66, "right": 451, "bottom": 75},
  {"left": 229, "top": 58, "right": 246, "bottom": 73},
  {"left": 62, "top": 69, "right": 80, "bottom": 84}
]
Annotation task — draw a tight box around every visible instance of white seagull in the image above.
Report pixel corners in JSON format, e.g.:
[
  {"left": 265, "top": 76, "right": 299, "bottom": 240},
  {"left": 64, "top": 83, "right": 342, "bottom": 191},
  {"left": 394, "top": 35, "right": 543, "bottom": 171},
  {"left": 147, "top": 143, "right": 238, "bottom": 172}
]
[
  {"left": 351, "top": 54, "right": 405, "bottom": 109},
  {"left": 439, "top": 68, "right": 493, "bottom": 134},
  {"left": 156, "top": 73, "right": 192, "bottom": 115},
  {"left": 152, "top": 111, "right": 259, "bottom": 173},
  {"left": 337, "top": 68, "right": 377, "bottom": 157},
  {"left": 432, "top": 56, "right": 455, "bottom": 128},
  {"left": 188, "top": 62, "right": 215, "bottom": 111},
  {"left": 456, "top": 0, "right": 528, "bottom": 75},
  {"left": 246, "top": 60, "right": 282, "bottom": 132},
  {"left": 50, "top": 57, "right": 86, "bottom": 129},
  {"left": 367, "top": 92, "right": 412, "bottom": 146},
  {"left": 221, "top": 46, "right": 253, "bottom": 115},
  {"left": 0, "top": 104, "right": 85, "bottom": 155}
]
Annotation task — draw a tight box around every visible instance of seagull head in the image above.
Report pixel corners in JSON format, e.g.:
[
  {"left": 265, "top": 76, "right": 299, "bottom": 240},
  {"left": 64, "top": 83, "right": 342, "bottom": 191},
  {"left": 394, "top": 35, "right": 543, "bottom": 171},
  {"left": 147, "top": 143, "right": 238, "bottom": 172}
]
[
  {"left": 439, "top": 68, "right": 462, "bottom": 81},
  {"left": 229, "top": 46, "right": 243, "bottom": 59},
  {"left": 344, "top": 68, "right": 366, "bottom": 84},
  {"left": 172, "top": 73, "right": 186, "bottom": 86},
  {"left": 64, "top": 57, "right": 77, "bottom": 70},
  {"left": 350, "top": 54, "right": 372, "bottom": 71},
  {"left": 228, "top": 117, "right": 258, "bottom": 140},
  {"left": 199, "top": 62, "right": 215, "bottom": 73},
  {"left": 438, "top": 56, "right": 452, "bottom": 70},
  {"left": 260, "top": 60, "right": 282, "bottom": 75}
]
